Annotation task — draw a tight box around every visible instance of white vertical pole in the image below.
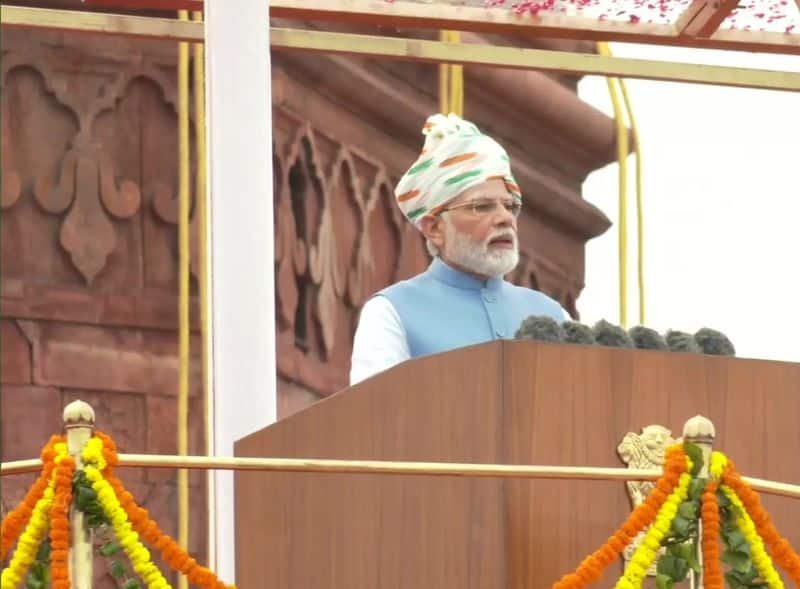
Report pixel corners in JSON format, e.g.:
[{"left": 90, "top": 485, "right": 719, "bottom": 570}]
[
  {"left": 63, "top": 400, "right": 95, "bottom": 589},
  {"left": 203, "top": 0, "right": 276, "bottom": 583},
  {"left": 683, "top": 415, "right": 716, "bottom": 589}
]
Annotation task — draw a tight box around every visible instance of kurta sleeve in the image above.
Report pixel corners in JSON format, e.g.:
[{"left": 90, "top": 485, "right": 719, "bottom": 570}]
[{"left": 349, "top": 295, "right": 411, "bottom": 385}]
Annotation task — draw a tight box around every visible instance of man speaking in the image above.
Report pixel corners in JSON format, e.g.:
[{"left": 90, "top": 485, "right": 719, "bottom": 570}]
[{"left": 350, "top": 114, "right": 567, "bottom": 384}]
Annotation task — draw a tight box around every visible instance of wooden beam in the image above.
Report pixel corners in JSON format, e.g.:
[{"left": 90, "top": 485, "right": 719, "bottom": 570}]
[
  {"left": 0, "top": 5, "right": 203, "bottom": 42},
  {"left": 675, "top": 0, "right": 741, "bottom": 38},
  {"left": 711, "top": 27, "right": 800, "bottom": 52},
  {"left": 81, "top": 0, "right": 202, "bottom": 10},
  {"left": 269, "top": 28, "right": 800, "bottom": 92}
]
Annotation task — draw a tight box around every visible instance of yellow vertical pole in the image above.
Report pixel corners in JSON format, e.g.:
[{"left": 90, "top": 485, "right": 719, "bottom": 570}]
[
  {"left": 438, "top": 30, "right": 450, "bottom": 115},
  {"left": 191, "top": 9, "right": 209, "bottom": 461},
  {"left": 611, "top": 75, "right": 629, "bottom": 328},
  {"left": 438, "top": 30, "right": 464, "bottom": 117},
  {"left": 597, "top": 42, "right": 630, "bottom": 328},
  {"left": 617, "top": 81, "right": 645, "bottom": 326},
  {"left": 177, "top": 9, "right": 191, "bottom": 589},
  {"left": 191, "top": 10, "right": 214, "bottom": 569}
]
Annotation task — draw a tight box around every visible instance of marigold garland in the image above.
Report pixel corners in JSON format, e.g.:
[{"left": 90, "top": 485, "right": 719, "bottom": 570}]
[
  {"left": 721, "top": 459, "right": 800, "bottom": 586},
  {"left": 82, "top": 441, "right": 171, "bottom": 589},
  {"left": 550, "top": 444, "right": 689, "bottom": 589},
  {"left": 613, "top": 462, "right": 693, "bottom": 589},
  {"left": 719, "top": 484, "right": 784, "bottom": 588},
  {"left": 0, "top": 435, "right": 63, "bottom": 562},
  {"left": 50, "top": 443, "right": 76, "bottom": 589},
  {"left": 0, "top": 442, "right": 65, "bottom": 589},
  {"left": 9, "top": 425, "right": 797, "bottom": 589},
  {"left": 700, "top": 480, "right": 723, "bottom": 589},
  {"left": 89, "top": 432, "right": 235, "bottom": 589}
]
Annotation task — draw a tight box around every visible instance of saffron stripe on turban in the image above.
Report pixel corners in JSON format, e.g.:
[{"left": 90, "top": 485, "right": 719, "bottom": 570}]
[{"left": 394, "top": 113, "right": 521, "bottom": 229}]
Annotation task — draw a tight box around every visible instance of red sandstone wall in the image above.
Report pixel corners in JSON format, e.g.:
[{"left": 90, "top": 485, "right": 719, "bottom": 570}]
[{"left": 1, "top": 26, "right": 616, "bottom": 586}]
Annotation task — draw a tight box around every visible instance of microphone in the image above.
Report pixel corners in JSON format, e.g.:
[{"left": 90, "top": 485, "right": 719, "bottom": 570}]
[
  {"left": 629, "top": 325, "right": 668, "bottom": 350},
  {"left": 665, "top": 330, "right": 701, "bottom": 353},
  {"left": 516, "top": 317, "right": 736, "bottom": 358},
  {"left": 515, "top": 315, "right": 565, "bottom": 342},
  {"left": 592, "top": 319, "right": 634, "bottom": 348},
  {"left": 694, "top": 327, "right": 736, "bottom": 356},
  {"left": 562, "top": 321, "right": 596, "bottom": 345}
]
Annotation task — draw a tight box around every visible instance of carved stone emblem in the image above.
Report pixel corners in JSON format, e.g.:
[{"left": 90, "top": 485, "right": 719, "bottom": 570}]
[{"left": 617, "top": 425, "right": 681, "bottom": 576}]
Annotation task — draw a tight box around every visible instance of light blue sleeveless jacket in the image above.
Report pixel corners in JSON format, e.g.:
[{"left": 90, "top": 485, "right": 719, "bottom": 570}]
[{"left": 379, "top": 257, "right": 566, "bottom": 358}]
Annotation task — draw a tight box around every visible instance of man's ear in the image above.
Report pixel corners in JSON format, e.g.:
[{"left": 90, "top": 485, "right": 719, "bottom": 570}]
[{"left": 419, "top": 215, "right": 445, "bottom": 251}]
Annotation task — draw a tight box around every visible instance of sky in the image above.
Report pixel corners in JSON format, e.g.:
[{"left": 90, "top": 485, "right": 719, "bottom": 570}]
[{"left": 576, "top": 44, "right": 800, "bottom": 362}]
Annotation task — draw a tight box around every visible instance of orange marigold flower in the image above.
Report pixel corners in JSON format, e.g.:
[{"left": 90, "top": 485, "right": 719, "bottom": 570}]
[
  {"left": 722, "top": 462, "right": 800, "bottom": 586},
  {"left": 549, "top": 446, "right": 687, "bottom": 588}
]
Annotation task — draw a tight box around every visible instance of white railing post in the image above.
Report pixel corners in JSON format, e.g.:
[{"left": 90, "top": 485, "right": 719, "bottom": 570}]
[
  {"left": 683, "top": 415, "right": 716, "bottom": 589},
  {"left": 63, "top": 400, "right": 95, "bottom": 589}
]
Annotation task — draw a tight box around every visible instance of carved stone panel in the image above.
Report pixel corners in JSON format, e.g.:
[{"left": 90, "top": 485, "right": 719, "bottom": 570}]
[{"left": 273, "top": 110, "right": 430, "bottom": 394}]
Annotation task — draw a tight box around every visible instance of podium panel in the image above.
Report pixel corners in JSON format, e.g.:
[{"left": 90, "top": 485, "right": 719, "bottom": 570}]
[{"left": 235, "top": 341, "right": 800, "bottom": 588}]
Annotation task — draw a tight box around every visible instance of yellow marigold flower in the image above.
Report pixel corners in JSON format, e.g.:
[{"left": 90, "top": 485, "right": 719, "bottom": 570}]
[
  {"left": 87, "top": 468, "right": 173, "bottom": 589},
  {"left": 629, "top": 563, "right": 646, "bottom": 578},
  {"left": 614, "top": 475, "right": 689, "bottom": 589},
  {"left": 643, "top": 536, "right": 661, "bottom": 551},
  {"left": 661, "top": 503, "right": 678, "bottom": 516},
  {"left": 1, "top": 476, "right": 55, "bottom": 589},
  {"left": 721, "top": 486, "right": 784, "bottom": 589},
  {"left": 632, "top": 553, "right": 649, "bottom": 567},
  {"left": 650, "top": 528, "right": 666, "bottom": 542},
  {"left": 710, "top": 451, "right": 728, "bottom": 479},
  {"left": 82, "top": 439, "right": 107, "bottom": 469}
]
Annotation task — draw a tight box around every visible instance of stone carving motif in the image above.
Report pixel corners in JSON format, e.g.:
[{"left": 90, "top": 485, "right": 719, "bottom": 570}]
[
  {"left": 151, "top": 178, "right": 202, "bottom": 281},
  {"left": 1, "top": 52, "right": 179, "bottom": 284},
  {"left": 617, "top": 425, "right": 681, "bottom": 576},
  {"left": 272, "top": 113, "right": 418, "bottom": 388},
  {"left": 1, "top": 98, "right": 22, "bottom": 210}
]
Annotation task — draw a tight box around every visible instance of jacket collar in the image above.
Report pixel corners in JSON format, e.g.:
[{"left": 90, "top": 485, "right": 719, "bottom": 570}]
[{"left": 427, "top": 257, "right": 504, "bottom": 291}]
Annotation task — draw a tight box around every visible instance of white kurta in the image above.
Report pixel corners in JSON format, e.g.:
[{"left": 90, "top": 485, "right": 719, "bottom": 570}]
[{"left": 349, "top": 296, "right": 410, "bottom": 385}]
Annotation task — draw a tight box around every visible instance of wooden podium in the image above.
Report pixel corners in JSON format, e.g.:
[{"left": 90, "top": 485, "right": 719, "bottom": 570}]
[{"left": 234, "top": 341, "right": 800, "bottom": 588}]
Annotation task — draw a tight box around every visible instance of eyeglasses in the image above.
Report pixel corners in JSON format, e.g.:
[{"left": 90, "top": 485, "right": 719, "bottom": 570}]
[{"left": 437, "top": 198, "right": 523, "bottom": 219}]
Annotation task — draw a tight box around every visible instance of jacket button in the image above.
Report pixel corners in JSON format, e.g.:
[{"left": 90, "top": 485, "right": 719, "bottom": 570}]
[{"left": 496, "top": 329, "right": 505, "bottom": 337}]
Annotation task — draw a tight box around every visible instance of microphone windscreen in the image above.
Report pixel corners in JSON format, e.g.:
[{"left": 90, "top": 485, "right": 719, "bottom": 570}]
[
  {"left": 629, "top": 325, "right": 668, "bottom": 350},
  {"left": 515, "top": 315, "right": 565, "bottom": 342},
  {"left": 694, "top": 327, "right": 736, "bottom": 356},
  {"left": 592, "top": 319, "right": 634, "bottom": 348},
  {"left": 562, "top": 321, "right": 596, "bottom": 345},
  {"left": 665, "top": 330, "right": 702, "bottom": 353}
]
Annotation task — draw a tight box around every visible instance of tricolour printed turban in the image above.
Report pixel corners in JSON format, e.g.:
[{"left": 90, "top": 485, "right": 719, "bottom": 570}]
[{"left": 394, "top": 113, "right": 521, "bottom": 229}]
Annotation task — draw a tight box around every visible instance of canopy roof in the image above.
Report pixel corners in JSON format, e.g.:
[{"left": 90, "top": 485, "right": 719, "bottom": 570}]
[
  {"left": 1, "top": 0, "right": 798, "bottom": 90},
  {"left": 270, "top": 0, "right": 799, "bottom": 54}
]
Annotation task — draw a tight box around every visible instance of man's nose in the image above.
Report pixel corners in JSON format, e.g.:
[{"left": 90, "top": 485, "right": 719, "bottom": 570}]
[{"left": 493, "top": 203, "right": 516, "bottom": 227}]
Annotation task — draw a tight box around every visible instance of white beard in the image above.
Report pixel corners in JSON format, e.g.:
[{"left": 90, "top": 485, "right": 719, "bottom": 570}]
[{"left": 442, "top": 220, "right": 519, "bottom": 278}]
